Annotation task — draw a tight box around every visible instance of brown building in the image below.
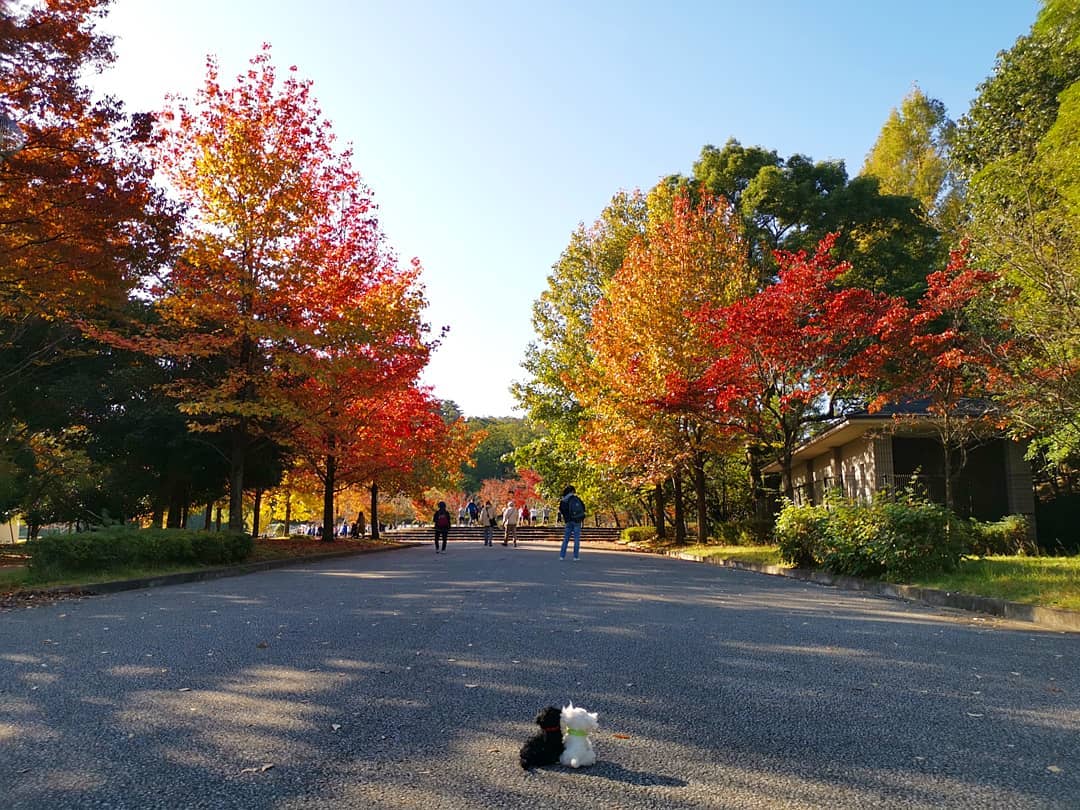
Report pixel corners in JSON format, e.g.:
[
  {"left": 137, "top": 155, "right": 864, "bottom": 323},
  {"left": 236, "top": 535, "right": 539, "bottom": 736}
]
[{"left": 763, "top": 411, "right": 1035, "bottom": 526}]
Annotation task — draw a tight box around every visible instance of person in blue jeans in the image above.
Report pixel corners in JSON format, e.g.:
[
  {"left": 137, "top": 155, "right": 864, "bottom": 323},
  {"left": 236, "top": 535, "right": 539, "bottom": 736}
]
[{"left": 558, "top": 485, "right": 586, "bottom": 560}]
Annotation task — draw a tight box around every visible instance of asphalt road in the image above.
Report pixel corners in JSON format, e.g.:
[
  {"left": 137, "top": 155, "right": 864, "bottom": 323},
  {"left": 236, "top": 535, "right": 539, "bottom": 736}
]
[{"left": 1, "top": 540, "right": 1077, "bottom": 809}]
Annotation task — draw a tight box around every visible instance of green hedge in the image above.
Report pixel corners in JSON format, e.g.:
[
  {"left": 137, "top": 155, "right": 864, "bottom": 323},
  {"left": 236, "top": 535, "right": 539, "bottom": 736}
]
[
  {"left": 967, "top": 514, "right": 1033, "bottom": 556},
  {"left": 775, "top": 502, "right": 828, "bottom": 569},
  {"left": 775, "top": 495, "right": 969, "bottom": 580},
  {"left": 27, "top": 527, "right": 254, "bottom": 577},
  {"left": 621, "top": 526, "right": 658, "bottom": 544},
  {"left": 712, "top": 518, "right": 774, "bottom": 546}
]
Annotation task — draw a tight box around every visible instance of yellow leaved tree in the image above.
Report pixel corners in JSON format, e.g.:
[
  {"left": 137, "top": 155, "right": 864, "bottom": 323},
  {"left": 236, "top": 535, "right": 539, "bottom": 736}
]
[{"left": 583, "top": 187, "right": 755, "bottom": 542}]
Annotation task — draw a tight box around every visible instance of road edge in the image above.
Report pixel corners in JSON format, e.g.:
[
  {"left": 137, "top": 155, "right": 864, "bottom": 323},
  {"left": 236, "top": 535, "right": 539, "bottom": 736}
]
[{"left": 664, "top": 551, "right": 1080, "bottom": 633}]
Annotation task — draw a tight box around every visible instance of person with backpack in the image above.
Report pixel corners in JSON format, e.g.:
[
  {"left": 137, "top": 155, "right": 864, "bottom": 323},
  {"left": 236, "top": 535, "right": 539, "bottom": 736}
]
[
  {"left": 559, "top": 485, "right": 586, "bottom": 560},
  {"left": 433, "top": 501, "right": 452, "bottom": 554},
  {"left": 478, "top": 500, "right": 497, "bottom": 546},
  {"left": 467, "top": 500, "right": 479, "bottom": 525}
]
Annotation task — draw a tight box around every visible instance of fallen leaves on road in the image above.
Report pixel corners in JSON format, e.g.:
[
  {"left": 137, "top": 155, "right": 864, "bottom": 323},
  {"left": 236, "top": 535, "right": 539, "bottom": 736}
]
[{"left": 239, "top": 764, "right": 275, "bottom": 774}]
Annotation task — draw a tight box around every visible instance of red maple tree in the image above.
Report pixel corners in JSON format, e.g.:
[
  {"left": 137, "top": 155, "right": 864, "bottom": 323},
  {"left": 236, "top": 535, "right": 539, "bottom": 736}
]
[
  {"left": 665, "top": 235, "right": 899, "bottom": 499},
  {"left": 864, "top": 247, "right": 1010, "bottom": 509}
]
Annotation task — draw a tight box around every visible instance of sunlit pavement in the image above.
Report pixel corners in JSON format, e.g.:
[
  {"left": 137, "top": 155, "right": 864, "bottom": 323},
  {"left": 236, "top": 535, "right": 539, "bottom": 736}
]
[{"left": 1, "top": 540, "right": 1077, "bottom": 809}]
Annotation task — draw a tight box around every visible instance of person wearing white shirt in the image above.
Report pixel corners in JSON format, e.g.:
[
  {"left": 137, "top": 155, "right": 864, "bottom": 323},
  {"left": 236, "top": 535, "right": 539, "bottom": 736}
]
[{"left": 502, "top": 500, "right": 519, "bottom": 547}]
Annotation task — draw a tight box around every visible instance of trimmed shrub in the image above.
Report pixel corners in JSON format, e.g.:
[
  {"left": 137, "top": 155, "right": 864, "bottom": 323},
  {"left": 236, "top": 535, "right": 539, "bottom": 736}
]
[
  {"left": 860, "top": 498, "right": 967, "bottom": 580},
  {"left": 817, "top": 499, "right": 885, "bottom": 578},
  {"left": 27, "top": 528, "right": 254, "bottom": 577},
  {"left": 968, "top": 514, "right": 1032, "bottom": 556},
  {"left": 775, "top": 502, "right": 827, "bottom": 568},
  {"left": 621, "top": 526, "right": 658, "bottom": 544},
  {"left": 775, "top": 494, "right": 968, "bottom": 580}
]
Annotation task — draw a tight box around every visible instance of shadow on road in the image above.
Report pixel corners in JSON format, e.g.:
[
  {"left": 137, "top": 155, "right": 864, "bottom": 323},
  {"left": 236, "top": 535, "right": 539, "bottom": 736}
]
[{"left": 1, "top": 543, "right": 1076, "bottom": 809}]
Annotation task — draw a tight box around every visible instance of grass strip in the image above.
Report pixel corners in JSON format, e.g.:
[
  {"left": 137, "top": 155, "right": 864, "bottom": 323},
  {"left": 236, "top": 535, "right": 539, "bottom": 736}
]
[
  {"left": 0, "top": 537, "right": 395, "bottom": 594},
  {"left": 910, "top": 555, "right": 1080, "bottom": 612},
  {"left": 639, "top": 541, "right": 1080, "bottom": 612}
]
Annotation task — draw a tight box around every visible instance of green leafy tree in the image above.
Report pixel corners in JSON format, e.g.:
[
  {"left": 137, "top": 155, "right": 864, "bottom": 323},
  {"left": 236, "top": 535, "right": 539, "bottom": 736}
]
[
  {"left": 861, "top": 86, "right": 964, "bottom": 236},
  {"left": 953, "top": 1, "right": 1080, "bottom": 471},
  {"left": 689, "top": 139, "right": 942, "bottom": 299},
  {"left": 459, "top": 417, "right": 536, "bottom": 493}
]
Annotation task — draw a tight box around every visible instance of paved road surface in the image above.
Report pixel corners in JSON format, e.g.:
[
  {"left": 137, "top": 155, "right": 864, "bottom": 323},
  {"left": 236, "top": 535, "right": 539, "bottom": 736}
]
[{"left": 1, "top": 540, "right": 1077, "bottom": 809}]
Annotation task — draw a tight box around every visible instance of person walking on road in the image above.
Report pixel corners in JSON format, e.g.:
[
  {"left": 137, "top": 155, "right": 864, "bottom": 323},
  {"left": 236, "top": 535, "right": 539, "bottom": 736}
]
[
  {"left": 559, "top": 485, "right": 586, "bottom": 560},
  {"left": 478, "top": 500, "right": 497, "bottom": 546},
  {"left": 433, "top": 501, "right": 452, "bottom": 554},
  {"left": 502, "top": 499, "right": 519, "bottom": 547}
]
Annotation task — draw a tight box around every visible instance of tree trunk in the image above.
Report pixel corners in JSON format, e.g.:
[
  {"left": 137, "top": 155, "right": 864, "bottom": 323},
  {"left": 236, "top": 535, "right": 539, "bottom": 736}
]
[
  {"left": 215, "top": 503, "right": 223, "bottom": 532},
  {"left": 284, "top": 490, "right": 292, "bottom": 537},
  {"left": 610, "top": 509, "right": 621, "bottom": 529},
  {"left": 942, "top": 410, "right": 955, "bottom": 513},
  {"left": 693, "top": 451, "right": 708, "bottom": 544},
  {"left": 654, "top": 482, "right": 666, "bottom": 539},
  {"left": 151, "top": 502, "right": 164, "bottom": 530},
  {"left": 252, "top": 488, "right": 263, "bottom": 539},
  {"left": 228, "top": 422, "right": 247, "bottom": 532},
  {"left": 780, "top": 436, "right": 795, "bottom": 502},
  {"left": 369, "top": 482, "right": 380, "bottom": 540},
  {"left": 166, "top": 481, "right": 184, "bottom": 529},
  {"left": 322, "top": 451, "right": 336, "bottom": 543},
  {"left": 673, "top": 472, "right": 686, "bottom": 545},
  {"left": 180, "top": 495, "right": 190, "bottom": 530},
  {"left": 203, "top": 503, "right": 212, "bottom": 531},
  {"left": 720, "top": 461, "right": 729, "bottom": 521},
  {"left": 746, "top": 445, "right": 767, "bottom": 519}
]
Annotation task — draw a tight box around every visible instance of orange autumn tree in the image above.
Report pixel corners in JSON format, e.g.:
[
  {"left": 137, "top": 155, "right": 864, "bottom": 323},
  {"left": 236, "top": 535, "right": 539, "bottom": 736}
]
[
  {"left": 147, "top": 47, "right": 381, "bottom": 531},
  {"left": 585, "top": 187, "right": 755, "bottom": 542},
  {"left": 0, "top": 0, "right": 173, "bottom": 385}
]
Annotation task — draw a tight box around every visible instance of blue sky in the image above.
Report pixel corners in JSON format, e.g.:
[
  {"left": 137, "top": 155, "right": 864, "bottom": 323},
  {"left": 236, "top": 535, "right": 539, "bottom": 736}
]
[{"left": 93, "top": 0, "right": 1040, "bottom": 417}]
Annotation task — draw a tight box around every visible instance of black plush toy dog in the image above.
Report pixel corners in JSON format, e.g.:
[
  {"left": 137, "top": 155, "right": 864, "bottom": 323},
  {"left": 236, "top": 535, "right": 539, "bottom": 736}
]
[{"left": 519, "top": 705, "right": 564, "bottom": 769}]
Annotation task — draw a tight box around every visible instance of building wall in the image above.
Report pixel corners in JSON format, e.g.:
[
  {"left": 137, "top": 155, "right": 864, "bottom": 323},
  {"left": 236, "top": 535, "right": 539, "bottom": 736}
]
[
  {"left": 790, "top": 436, "right": 877, "bottom": 505},
  {"left": 781, "top": 426, "right": 1035, "bottom": 524},
  {"left": 1, "top": 517, "right": 24, "bottom": 544},
  {"left": 790, "top": 462, "right": 810, "bottom": 504},
  {"left": 840, "top": 437, "right": 876, "bottom": 502}
]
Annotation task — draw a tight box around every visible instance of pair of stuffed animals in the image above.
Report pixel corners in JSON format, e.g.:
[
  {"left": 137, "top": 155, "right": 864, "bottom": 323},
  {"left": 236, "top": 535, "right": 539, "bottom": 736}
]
[{"left": 519, "top": 702, "right": 598, "bottom": 770}]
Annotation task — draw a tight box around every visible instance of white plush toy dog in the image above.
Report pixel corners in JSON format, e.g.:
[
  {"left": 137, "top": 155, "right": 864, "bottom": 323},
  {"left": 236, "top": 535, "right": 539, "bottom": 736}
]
[{"left": 559, "top": 702, "right": 598, "bottom": 768}]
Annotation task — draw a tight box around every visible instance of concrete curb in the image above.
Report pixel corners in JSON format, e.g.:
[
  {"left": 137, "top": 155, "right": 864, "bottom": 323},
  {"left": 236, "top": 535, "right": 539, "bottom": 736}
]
[
  {"left": 664, "top": 551, "right": 1080, "bottom": 634},
  {"left": 42, "top": 541, "right": 423, "bottom": 599}
]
